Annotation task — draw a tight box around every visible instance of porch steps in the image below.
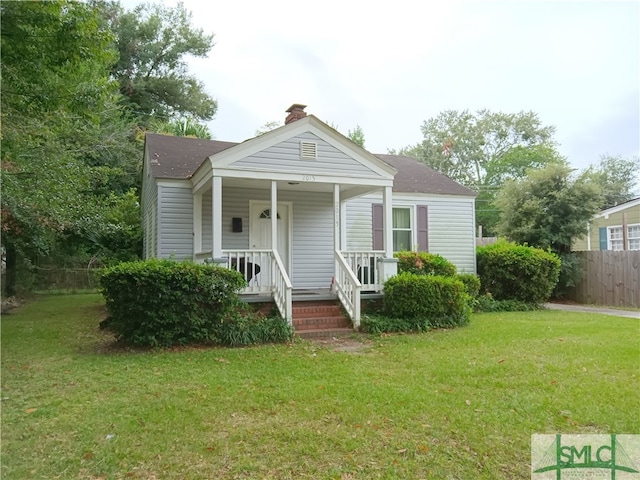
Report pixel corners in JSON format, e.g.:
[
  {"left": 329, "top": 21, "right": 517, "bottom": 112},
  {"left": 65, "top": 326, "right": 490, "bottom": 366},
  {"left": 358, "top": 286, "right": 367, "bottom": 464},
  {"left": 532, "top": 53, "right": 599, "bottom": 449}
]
[{"left": 292, "top": 300, "right": 353, "bottom": 339}]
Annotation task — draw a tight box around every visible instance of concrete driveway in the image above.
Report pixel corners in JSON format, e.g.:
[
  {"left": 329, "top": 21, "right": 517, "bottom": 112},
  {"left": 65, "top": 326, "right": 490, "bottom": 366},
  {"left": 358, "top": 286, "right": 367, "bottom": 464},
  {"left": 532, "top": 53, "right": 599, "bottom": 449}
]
[{"left": 545, "top": 303, "right": 639, "bottom": 319}]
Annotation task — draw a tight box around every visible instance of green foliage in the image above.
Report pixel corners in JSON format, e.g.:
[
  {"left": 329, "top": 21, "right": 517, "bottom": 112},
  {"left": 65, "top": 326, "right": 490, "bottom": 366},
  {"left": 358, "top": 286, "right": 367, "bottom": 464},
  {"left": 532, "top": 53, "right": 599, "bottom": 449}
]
[
  {"left": 401, "top": 110, "right": 560, "bottom": 235},
  {"left": 100, "top": 1, "right": 217, "bottom": 123},
  {"left": 1, "top": 0, "right": 142, "bottom": 294},
  {"left": 474, "top": 295, "right": 543, "bottom": 312},
  {"left": 148, "top": 116, "right": 212, "bottom": 139},
  {"left": 585, "top": 154, "right": 640, "bottom": 210},
  {"left": 348, "top": 124, "right": 366, "bottom": 147},
  {"left": 495, "top": 164, "right": 603, "bottom": 254},
  {"left": 360, "top": 313, "right": 429, "bottom": 334},
  {"left": 383, "top": 272, "right": 471, "bottom": 328},
  {"left": 394, "top": 251, "right": 457, "bottom": 277},
  {"left": 218, "top": 304, "right": 294, "bottom": 347},
  {"left": 476, "top": 240, "right": 561, "bottom": 304},
  {"left": 456, "top": 273, "right": 481, "bottom": 298},
  {"left": 100, "top": 260, "right": 246, "bottom": 347}
]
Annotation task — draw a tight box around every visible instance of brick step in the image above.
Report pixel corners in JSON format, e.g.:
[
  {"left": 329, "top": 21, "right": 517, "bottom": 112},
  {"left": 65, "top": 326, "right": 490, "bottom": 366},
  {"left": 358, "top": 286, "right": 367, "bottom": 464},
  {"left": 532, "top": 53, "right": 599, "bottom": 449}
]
[
  {"left": 292, "top": 306, "right": 344, "bottom": 319},
  {"left": 293, "top": 316, "right": 351, "bottom": 330},
  {"left": 296, "top": 328, "right": 354, "bottom": 339}
]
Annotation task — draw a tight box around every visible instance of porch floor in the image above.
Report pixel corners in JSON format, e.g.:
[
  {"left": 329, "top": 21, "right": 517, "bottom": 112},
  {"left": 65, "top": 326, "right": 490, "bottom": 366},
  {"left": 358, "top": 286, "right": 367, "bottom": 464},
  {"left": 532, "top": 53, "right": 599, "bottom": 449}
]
[{"left": 240, "top": 288, "right": 383, "bottom": 303}]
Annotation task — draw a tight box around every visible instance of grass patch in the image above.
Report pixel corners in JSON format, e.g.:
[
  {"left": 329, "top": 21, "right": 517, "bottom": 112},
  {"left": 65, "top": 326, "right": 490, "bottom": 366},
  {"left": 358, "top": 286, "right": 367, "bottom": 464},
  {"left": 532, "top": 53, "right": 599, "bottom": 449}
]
[{"left": 2, "top": 295, "right": 639, "bottom": 479}]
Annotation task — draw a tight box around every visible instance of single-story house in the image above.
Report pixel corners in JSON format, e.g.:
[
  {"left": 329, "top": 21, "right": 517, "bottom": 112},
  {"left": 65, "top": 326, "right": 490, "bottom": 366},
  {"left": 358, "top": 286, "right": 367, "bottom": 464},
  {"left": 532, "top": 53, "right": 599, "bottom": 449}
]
[
  {"left": 573, "top": 197, "right": 640, "bottom": 251},
  {"left": 142, "top": 104, "right": 477, "bottom": 328}
]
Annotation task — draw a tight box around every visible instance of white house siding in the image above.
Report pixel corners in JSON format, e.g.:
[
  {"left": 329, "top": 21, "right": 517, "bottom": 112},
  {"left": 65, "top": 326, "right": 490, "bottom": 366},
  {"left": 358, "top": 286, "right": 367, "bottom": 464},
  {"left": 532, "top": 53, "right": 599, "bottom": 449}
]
[
  {"left": 345, "top": 193, "right": 477, "bottom": 274},
  {"left": 201, "top": 186, "right": 334, "bottom": 289},
  {"left": 141, "top": 167, "right": 158, "bottom": 259},
  {"left": 158, "top": 183, "right": 193, "bottom": 260},
  {"left": 231, "top": 132, "right": 382, "bottom": 178}
]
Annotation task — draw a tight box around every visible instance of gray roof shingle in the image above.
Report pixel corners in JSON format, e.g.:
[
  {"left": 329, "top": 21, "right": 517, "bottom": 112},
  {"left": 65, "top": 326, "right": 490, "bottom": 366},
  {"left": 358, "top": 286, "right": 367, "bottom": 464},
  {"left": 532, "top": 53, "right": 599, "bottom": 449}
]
[{"left": 144, "top": 133, "right": 476, "bottom": 197}]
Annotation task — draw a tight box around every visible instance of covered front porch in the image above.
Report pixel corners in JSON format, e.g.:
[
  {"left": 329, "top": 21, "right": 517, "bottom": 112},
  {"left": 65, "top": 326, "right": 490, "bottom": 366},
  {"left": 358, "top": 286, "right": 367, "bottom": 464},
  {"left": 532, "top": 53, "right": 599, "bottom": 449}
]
[{"left": 191, "top": 175, "right": 398, "bottom": 329}]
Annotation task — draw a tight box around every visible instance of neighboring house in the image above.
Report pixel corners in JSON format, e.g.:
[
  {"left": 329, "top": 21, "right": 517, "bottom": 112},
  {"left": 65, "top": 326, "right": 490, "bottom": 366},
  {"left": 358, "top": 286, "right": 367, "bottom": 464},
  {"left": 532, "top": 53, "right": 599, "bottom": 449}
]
[
  {"left": 573, "top": 197, "right": 640, "bottom": 251},
  {"left": 142, "top": 104, "right": 477, "bottom": 327}
]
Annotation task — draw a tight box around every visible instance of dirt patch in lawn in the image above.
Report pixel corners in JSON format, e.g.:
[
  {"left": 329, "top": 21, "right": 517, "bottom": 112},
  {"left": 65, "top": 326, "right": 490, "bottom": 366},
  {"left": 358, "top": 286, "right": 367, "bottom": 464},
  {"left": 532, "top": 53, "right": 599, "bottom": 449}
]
[{"left": 310, "top": 335, "right": 374, "bottom": 353}]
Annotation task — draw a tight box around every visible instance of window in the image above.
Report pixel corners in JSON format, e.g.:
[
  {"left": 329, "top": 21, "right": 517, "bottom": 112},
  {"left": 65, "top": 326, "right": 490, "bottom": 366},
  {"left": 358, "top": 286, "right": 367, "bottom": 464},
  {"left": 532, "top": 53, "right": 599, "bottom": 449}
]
[
  {"left": 627, "top": 225, "right": 640, "bottom": 250},
  {"left": 259, "top": 209, "right": 280, "bottom": 219},
  {"left": 392, "top": 207, "right": 412, "bottom": 251},
  {"left": 608, "top": 224, "right": 640, "bottom": 250}
]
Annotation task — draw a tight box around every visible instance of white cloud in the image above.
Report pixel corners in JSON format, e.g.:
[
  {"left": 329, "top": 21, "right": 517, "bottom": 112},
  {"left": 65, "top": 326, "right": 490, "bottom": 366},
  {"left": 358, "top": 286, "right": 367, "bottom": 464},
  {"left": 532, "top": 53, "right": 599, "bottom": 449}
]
[{"left": 122, "top": 0, "right": 640, "bottom": 168}]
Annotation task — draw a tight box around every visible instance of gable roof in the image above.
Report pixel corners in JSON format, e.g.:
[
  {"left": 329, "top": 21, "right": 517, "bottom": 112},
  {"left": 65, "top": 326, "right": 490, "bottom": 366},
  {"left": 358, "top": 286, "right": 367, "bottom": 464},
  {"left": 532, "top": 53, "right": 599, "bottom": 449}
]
[
  {"left": 594, "top": 197, "right": 640, "bottom": 219},
  {"left": 144, "top": 133, "right": 476, "bottom": 197}
]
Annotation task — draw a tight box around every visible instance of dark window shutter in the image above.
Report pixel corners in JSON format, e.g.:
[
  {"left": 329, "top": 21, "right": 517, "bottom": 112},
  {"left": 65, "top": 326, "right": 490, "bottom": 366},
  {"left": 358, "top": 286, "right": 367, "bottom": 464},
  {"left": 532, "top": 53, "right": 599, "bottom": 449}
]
[
  {"left": 372, "top": 203, "right": 383, "bottom": 250},
  {"left": 417, "top": 205, "right": 428, "bottom": 251},
  {"left": 599, "top": 227, "right": 608, "bottom": 250}
]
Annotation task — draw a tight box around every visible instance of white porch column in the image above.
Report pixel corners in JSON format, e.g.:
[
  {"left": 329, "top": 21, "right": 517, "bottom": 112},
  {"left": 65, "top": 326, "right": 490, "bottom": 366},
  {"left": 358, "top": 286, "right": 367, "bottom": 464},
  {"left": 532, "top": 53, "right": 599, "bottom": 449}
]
[
  {"left": 334, "top": 184, "right": 340, "bottom": 252},
  {"left": 383, "top": 186, "right": 393, "bottom": 258},
  {"left": 193, "top": 192, "right": 202, "bottom": 258},
  {"left": 380, "top": 185, "right": 398, "bottom": 282},
  {"left": 211, "top": 176, "right": 224, "bottom": 261},
  {"left": 340, "top": 201, "right": 347, "bottom": 251},
  {"left": 271, "top": 180, "right": 278, "bottom": 251}
]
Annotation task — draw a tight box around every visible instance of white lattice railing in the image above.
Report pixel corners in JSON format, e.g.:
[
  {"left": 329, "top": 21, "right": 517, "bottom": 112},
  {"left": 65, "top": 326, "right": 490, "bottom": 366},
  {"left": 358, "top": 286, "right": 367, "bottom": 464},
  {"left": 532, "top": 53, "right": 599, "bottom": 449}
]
[
  {"left": 340, "top": 251, "right": 384, "bottom": 292},
  {"left": 222, "top": 250, "right": 272, "bottom": 294},
  {"left": 271, "top": 251, "right": 292, "bottom": 324},
  {"left": 334, "top": 250, "right": 362, "bottom": 328}
]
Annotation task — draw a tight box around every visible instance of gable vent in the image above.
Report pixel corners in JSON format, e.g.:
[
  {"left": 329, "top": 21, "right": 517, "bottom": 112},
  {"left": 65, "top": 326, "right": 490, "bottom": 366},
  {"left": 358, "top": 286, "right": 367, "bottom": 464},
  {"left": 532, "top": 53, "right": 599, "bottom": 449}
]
[{"left": 300, "top": 141, "right": 317, "bottom": 159}]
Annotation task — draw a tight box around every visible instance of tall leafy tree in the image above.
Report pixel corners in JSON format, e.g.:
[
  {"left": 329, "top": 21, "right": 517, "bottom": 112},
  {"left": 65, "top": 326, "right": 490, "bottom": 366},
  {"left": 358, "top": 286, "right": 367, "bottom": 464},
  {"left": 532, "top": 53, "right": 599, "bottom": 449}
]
[
  {"left": 495, "top": 164, "right": 603, "bottom": 295},
  {"left": 1, "top": 0, "right": 139, "bottom": 294},
  {"left": 96, "top": 1, "right": 217, "bottom": 124},
  {"left": 404, "top": 109, "right": 559, "bottom": 234},
  {"left": 586, "top": 155, "right": 640, "bottom": 209}
]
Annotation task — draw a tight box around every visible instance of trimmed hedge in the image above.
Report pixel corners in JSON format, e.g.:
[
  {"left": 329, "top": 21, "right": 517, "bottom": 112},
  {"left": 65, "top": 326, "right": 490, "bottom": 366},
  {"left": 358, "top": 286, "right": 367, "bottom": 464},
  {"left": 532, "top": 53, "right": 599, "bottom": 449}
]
[
  {"left": 476, "top": 240, "right": 561, "bottom": 304},
  {"left": 100, "top": 259, "right": 255, "bottom": 347},
  {"left": 382, "top": 272, "right": 471, "bottom": 328},
  {"left": 394, "top": 251, "right": 457, "bottom": 277},
  {"left": 456, "top": 273, "right": 480, "bottom": 298}
]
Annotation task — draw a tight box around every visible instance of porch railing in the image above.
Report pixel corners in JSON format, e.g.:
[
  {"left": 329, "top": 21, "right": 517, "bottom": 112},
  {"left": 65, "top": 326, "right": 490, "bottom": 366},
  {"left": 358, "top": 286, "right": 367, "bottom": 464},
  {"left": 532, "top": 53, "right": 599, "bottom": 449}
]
[
  {"left": 334, "top": 250, "right": 362, "bottom": 329},
  {"left": 340, "top": 251, "right": 385, "bottom": 292},
  {"left": 272, "top": 250, "right": 292, "bottom": 324},
  {"left": 222, "top": 249, "right": 272, "bottom": 294}
]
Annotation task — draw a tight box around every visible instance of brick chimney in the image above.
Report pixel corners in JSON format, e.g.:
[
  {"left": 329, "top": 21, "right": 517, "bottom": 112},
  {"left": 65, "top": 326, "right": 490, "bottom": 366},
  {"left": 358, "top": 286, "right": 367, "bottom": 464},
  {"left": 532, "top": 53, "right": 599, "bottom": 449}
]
[{"left": 285, "top": 104, "right": 307, "bottom": 124}]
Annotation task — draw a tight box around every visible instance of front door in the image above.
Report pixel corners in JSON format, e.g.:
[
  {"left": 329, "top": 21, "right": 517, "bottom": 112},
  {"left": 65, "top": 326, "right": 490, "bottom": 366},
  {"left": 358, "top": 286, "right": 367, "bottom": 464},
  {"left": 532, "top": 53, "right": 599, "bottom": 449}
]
[{"left": 249, "top": 202, "right": 291, "bottom": 275}]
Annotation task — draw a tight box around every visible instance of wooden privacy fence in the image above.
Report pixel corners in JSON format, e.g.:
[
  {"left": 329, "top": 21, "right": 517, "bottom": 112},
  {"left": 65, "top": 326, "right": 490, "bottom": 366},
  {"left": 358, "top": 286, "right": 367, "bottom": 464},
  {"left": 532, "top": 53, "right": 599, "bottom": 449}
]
[{"left": 567, "top": 251, "right": 640, "bottom": 308}]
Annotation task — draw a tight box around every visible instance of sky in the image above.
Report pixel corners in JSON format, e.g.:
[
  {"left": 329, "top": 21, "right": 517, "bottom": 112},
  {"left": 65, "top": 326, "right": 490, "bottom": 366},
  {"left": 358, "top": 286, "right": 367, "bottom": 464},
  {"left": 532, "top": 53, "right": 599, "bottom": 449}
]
[{"left": 123, "top": 0, "right": 639, "bottom": 172}]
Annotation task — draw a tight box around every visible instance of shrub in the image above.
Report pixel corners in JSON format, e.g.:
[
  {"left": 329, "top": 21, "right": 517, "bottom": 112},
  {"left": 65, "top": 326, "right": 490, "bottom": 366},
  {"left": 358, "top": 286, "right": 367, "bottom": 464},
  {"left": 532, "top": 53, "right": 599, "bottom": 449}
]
[
  {"left": 383, "top": 272, "right": 471, "bottom": 328},
  {"left": 218, "top": 302, "right": 293, "bottom": 347},
  {"left": 100, "top": 259, "right": 246, "bottom": 347},
  {"left": 360, "top": 313, "right": 429, "bottom": 334},
  {"left": 456, "top": 273, "right": 480, "bottom": 298},
  {"left": 476, "top": 240, "right": 560, "bottom": 304},
  {"left": 474, "top": 294, "right": 543, "bottom": 312},
  {"left": 394, "top": 251, "right": 457, "bottom": 277}
]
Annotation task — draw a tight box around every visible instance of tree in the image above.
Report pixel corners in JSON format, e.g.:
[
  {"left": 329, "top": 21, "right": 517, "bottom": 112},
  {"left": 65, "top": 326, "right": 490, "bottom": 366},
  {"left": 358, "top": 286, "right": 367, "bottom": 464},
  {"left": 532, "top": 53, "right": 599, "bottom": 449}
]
[
  {"left": 405, "top": 109, "right": 556, "bottom": 187},
  {"left": 149, "top": 116, "right": 212, "bottom": 139},
  {"left": 0, "top": 0, "right": 140, "bottom": 294},
  {"left": 403, "top": 109, "right": 559, "bottom": 234},
  {"left": 348, "top": 124, "right": 365, "bottom": 147},
  {"left": 495, "top": 164, "right": 603, "bottom": 295},
  {"left": 586, "top": 155, "right": 640, "bottom": 209},
  {"left": 255, "top": 121, "right": 282, "bottom": 136},
  {"left": 96, "top": 1, "right": 217, "bottom": 124}
]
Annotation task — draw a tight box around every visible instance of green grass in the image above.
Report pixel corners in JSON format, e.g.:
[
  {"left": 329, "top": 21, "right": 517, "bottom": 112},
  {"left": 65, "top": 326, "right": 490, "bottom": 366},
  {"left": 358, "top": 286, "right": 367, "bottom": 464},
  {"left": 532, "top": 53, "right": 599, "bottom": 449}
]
[{"left": 2, "top": 295, "right": 639, "bottom": 479}]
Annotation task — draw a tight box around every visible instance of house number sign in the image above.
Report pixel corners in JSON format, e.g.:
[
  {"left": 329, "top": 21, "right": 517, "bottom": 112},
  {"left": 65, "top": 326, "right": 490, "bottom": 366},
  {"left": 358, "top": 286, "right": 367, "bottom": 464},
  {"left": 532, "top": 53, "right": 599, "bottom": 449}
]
[{"left": 301, "top": 175, "right": 316, "bottom": 182}]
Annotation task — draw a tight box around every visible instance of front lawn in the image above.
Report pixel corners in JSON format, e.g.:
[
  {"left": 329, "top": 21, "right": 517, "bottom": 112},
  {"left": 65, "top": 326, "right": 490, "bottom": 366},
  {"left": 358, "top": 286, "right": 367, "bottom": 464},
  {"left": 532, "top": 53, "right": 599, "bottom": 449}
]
[{"left": 2, "top": 295, "right": 638, "bottom": 479}]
